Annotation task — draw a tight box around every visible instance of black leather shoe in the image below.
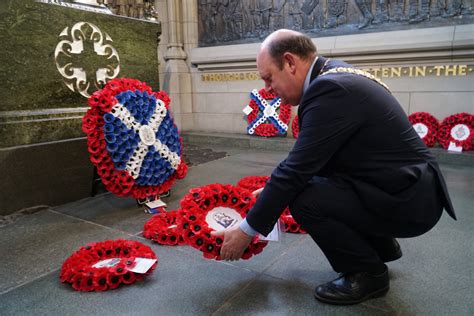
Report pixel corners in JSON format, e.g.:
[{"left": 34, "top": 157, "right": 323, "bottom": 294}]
[{"left": 314, "top": 269, "right": 389, "bottom": 305}]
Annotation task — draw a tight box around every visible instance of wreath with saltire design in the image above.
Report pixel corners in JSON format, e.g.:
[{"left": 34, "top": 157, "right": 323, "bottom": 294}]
[
  {"left": 246, "top": 88, "right": 291, "bottom": 137},
  {"left": 82, "top": 78, "right": 188, "bottom": 199}
]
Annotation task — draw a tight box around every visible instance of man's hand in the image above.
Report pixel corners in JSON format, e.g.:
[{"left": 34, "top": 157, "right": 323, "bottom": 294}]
[
  {"left": 211, "top": 226, "right": 252, "bottom": 261},
  {"left": 252, "top": 187, "right": 264, "bottom": 198}
]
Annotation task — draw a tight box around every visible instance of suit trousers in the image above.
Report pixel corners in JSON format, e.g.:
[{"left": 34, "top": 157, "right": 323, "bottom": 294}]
[{"left": 289, "top": 173, "right": 444, "bottom": 273}]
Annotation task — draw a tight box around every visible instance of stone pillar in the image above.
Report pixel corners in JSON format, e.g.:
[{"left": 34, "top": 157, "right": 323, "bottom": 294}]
[{"left": 161, "top": 0, "right": 194, "bottom": 131}]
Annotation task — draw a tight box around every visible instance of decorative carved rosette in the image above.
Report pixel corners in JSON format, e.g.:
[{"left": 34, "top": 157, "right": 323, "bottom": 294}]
[
  {"left": 246, "top": 88, "right": 292, "bottom": 137},
  {"left": 438, "top": 112, "right": 474, "bottom": 151},
  {"left": 60, "top": 239, "right": 157, "bottom": 292},
  {"left": 408, "top": 112, "right": 440, "bottom": 147},
  {"left": 236, "top": 176, "right": 306, "bottom": 234},
  {"left": 176, "top": 184, "right": 268, "bottom": 260},
  {"left": 82, "top": 78, "right": 188, "bottom": 199},
  {"left": 292, "top": 115, "right": 300, "bottom": 139},
  {"left": 143, "top": 210, "right": 185, "bottom": 246}
]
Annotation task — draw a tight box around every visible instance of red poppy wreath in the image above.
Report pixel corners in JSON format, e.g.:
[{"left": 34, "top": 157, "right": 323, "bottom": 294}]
[
  {"left": 236, "top": 175, "right": 270, "bottom": 192},
  {"left": 236, "top": 176, "right": 306, "bottom": 234},
  {"left": 246, "top": 88, "right": 291, "bottom": 137},
  {"left": 60, "top": 239, "right": 157, "bottom": 292},
  {"left": 82, "top": 78, "right": 188, "bottom": 199},
  {"left": 437, "top": 112, "right": 474, "bottom": 151},
  {"left": 176, "top": 183, "right": 268, "bottom": 260},
  {"left": 291, "top": 115, "right": 300, "bottom": 139},
  {"left": 408, "top": 112, "right": 439, "bottom": 147},
  {"left": 143, "top": 210, "right": 185, "bottom": 246}
]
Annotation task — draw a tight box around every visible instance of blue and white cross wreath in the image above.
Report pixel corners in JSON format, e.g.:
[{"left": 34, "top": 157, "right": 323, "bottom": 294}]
[
  {"left": 247, "top": 89, "right": 288, "bottom": 135},
  {"left": 103, "top": 91, "right": 182, "bottom": 186}
]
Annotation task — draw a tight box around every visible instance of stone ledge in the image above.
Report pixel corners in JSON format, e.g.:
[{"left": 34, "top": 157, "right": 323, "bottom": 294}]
[{"left": 182, "top": 132, "right": 474, "bottom": 167}]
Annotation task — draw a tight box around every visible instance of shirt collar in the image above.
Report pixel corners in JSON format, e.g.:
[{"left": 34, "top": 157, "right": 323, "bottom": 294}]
[{"left": 303, "top": 56, "right": 318, "bottom": 94}]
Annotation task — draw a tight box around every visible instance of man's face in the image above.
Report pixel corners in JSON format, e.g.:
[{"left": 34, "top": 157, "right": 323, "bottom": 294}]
[{"left": 256, "top": 50, "right": 301, "bottom": 106}]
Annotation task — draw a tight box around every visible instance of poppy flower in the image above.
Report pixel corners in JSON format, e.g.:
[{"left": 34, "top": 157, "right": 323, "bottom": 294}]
[{"left": 121, "top": 271, "right": 137, "bottom": 284}]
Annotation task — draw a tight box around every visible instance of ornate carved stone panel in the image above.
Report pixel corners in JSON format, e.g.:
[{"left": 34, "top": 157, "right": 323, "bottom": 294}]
[{"left": 197, "top": 0, "right": 474, "bottom": 46}]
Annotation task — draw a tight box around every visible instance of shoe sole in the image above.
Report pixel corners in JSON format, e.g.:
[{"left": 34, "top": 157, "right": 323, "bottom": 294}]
[{"left": 313, "top": 286, "right": 389, "bottom": 305}]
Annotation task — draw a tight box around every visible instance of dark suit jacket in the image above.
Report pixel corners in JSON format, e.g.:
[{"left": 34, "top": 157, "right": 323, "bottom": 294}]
[{"left": 246, "top": 56, "right": 456, "bottom": 236}]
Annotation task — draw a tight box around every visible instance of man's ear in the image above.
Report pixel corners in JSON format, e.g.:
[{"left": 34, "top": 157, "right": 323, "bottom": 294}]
[{"left": 283, "top": 52, "right": 297, "bottom": 74}]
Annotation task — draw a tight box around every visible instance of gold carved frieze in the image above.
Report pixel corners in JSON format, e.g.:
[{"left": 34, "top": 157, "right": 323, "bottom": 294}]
[{"left": 201, "top": 65, "right": 474, "bottom": 82}]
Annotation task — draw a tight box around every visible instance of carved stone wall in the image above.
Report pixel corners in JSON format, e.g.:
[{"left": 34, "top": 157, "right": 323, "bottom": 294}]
[{"left": 197, "top": 0, "right": 473, "bottom": 46}]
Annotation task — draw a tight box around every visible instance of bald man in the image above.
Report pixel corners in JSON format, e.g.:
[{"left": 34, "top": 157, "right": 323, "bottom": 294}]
[{"left": 213, "top": 30, "right": 456, "bottom": 305}]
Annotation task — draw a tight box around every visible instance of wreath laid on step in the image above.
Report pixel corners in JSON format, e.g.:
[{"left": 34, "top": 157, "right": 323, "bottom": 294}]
[
  {"left": 176, "top": 183, "right": 267, "bottom": 259},
  {"left": 291, "top": 115, "right": 300, "bottom": 139},
  {"left": 408, "top": 112, "right": 439, "bottom": 147},
  {"left": 236, "top": 176, "right": 306, "bottom": 234},
  {"left": 82, "top": 78, "right": 188, "bottom": 199},
  {"left": 246, "top": 88, "right": 291, "bottom": 137},
  {"left": 60, "top": 239, "right": 157, "bottom": 292},
  {"left": 236, "top": 175, "right": 270, "bottom": 192},
  {"left": 143, "top": 210, "right": 185, "bottom": 246},
  {"left": 437, "top": 112, "right": 474, "bottom": 151}
]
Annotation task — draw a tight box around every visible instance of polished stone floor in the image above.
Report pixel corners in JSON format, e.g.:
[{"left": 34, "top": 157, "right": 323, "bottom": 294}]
[{"left": 1, "top": 142, "right": 473, "bottom": 315}]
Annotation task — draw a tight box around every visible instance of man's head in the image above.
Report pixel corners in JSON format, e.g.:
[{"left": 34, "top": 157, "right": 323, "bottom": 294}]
[{"left": 256, "top": 29, "right": 317, "bottom": 106}]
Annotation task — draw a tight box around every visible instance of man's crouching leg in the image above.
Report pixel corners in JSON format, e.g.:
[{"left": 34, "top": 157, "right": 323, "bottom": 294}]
[{"left": 289, "top": 178, "right": 390, "bottom": 305}]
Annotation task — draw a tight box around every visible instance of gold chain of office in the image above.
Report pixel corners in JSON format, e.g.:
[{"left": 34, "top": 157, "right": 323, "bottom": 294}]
[{"left": 320, "top": 67, "right": 391, "bottom": 93}]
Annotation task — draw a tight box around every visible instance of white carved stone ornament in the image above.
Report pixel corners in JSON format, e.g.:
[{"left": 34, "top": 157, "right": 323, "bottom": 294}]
[{"left": 54, "top": 22, "right": 120, "bottom": 97}]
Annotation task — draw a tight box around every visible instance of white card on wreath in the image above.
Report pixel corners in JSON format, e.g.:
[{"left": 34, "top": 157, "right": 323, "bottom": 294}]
[
  {"left": 92, "top": 258, "right": 121, "bottom": 268},
  {"left": 243, "top": 105, "right": 253, "bottom": 115},
  {"left": 128, "top": 258, "right": 157, "bottom": 274},
  {"left": 448, "top": 141, "right": 463, "bottom": 152},
  {"left": 146, "top": 199, "right": 167, "bottom": 209}
]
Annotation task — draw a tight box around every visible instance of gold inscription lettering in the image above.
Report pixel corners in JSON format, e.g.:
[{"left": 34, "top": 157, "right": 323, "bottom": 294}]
[
  {"left": 444, "top": 65, "right": 457, "bottom": 76},
  {"left": 433, "top": 66, "right": 443, "bottom": 76},
  {"left": 200, "top": 65, "right": 473, "bottom": 82},
  {"left": 458, "top": 65, "right": 467, "bottom": 76},
  {"left": 391, "top": 67, "right": 402, "bottom": 77},
  {"left": 415, "top": 66, "right": 426, "bottom": 77}
]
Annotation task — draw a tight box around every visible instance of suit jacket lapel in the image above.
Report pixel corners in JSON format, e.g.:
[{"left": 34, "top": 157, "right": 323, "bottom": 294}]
[
  {"left": 298, "top": 56, "right": 328, "bottom": 123},
  {"left": 310, "top": 56, "right": 328, "bottom": 83}
]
